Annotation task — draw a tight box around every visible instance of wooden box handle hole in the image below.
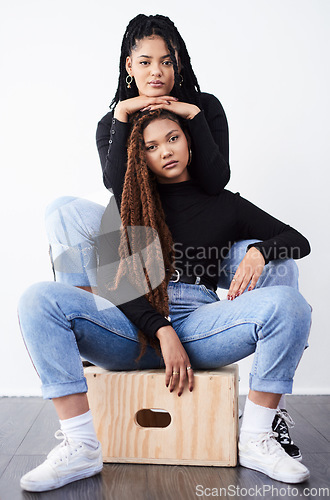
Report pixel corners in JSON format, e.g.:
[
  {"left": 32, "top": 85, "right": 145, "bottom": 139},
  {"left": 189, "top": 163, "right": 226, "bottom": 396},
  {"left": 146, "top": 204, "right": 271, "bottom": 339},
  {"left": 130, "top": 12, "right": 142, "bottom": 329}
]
[{"left": 135, "top": 409, "right": 171, "bottom": 428}]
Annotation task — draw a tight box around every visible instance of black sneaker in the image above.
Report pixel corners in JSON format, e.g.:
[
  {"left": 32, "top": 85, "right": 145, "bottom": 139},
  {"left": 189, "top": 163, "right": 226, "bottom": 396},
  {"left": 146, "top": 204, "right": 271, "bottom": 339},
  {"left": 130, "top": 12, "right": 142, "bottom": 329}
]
[{"left": 272, "top": 409, "right": 302, "bottom": 461}]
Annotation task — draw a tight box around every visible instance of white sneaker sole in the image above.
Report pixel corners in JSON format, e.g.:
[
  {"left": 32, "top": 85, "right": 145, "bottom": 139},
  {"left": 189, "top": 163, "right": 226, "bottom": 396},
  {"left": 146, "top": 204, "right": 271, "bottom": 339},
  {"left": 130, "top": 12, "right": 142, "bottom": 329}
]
[
  {"left": 239, "top": 456, "right": 310, "bottom": 484},
  {"left": 20, "top": 463, "right": 103, "bottom": 492}
]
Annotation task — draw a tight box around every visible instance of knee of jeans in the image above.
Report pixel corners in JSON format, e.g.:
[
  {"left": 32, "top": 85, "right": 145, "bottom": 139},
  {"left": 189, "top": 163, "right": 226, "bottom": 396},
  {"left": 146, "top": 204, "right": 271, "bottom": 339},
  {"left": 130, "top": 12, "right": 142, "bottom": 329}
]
[
  {"left": 271, "top": 259, "right": 299, "bottom": 287},
  {"left": 18, "top": 282, "right": 56, "bottom": 324},
  {"left": 45, "top": 196, "right": 80, "bottom": 235},
  {"left": 272, "top": 286, "right": 311, "bottom": 331},
  {"left": 45, "top": 196, "right": 79, "bottom": 220},
  {"left": 45, "top": 197, "right": 82, "bottom": 245}
]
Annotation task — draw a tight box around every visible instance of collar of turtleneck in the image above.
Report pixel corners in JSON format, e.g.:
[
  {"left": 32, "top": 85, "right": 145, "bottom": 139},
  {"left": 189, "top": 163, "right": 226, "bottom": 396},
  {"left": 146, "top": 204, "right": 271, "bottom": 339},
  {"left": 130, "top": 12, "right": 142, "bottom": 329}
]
[{"left": 156, "top": 179, "right": 198, "bottom": 195}]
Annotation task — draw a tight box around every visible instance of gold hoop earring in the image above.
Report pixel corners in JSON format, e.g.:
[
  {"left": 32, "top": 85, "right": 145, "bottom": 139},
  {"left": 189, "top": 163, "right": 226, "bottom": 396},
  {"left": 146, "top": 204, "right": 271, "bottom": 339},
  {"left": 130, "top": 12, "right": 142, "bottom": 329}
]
[
  {"left": 188, "top": 149, "right": 192, "bottom": 165},
  {"left": 126, "top": 75, "right": 133, "bottom": 89},
  {"left": 179, "top": 74, "right": 184, "bottom": 87}
]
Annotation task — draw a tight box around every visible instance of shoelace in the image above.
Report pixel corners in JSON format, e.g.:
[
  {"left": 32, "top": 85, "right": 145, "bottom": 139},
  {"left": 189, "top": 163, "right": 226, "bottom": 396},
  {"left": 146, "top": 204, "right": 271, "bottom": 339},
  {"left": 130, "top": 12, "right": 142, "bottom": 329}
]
[
  {"left": 274, "top": 410, "right": 295, "bottom": 445},
  {"left": 47, "top": 430, "right": 83, "bottom": 466},
  {"left": 277, "top": 409, "right": 295, "bottom": 428},
  {"left": 255, "top": 431, "right": 286, "bottom": 457}
]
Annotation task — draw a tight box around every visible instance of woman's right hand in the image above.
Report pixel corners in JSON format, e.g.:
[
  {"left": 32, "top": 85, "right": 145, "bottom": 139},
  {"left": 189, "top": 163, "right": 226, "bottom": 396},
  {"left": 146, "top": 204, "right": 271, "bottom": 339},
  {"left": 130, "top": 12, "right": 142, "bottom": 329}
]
[
  {"left": 156, "top": 325, "right": 194, "bottom": 396},
  {"left": 114, "top": 95, "right": 178, "bottom": 123}
]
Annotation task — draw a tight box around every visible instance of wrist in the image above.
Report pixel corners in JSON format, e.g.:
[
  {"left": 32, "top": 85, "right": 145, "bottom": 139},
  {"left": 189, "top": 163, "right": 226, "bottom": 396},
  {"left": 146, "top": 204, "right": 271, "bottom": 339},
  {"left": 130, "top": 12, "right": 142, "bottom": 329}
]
[
  {"left": 249, "top": 246, "right": 266, "bottom": 264},
  {"left": 114, "top": 103, "right": 128, "bottom": 123},
  {"left": 155, "top": 325, "right": 173, "bottom": 340},
  {"left": 187, "top": 105, "right": 201, "bottom": 120}
]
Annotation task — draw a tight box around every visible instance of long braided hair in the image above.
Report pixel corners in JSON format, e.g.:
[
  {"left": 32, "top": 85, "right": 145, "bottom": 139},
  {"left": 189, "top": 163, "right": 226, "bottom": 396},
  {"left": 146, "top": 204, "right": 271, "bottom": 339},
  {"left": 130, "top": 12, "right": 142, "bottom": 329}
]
[
  {"left": 110, "top": 14, "right": 202, "bottom": 109},
  {"left": 111, "top": 109, "right": 190, "bottom": 359}
]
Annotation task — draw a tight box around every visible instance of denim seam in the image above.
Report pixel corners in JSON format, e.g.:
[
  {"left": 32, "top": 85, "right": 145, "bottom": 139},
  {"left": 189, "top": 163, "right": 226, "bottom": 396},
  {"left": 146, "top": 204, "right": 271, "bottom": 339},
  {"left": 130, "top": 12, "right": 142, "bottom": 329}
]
[
  {"left": 252, "top": 341, "right": 260, "bottom": 376},
  {"left": 42, "top": 378, "right": 88, "bottom": 399},
  {"left": 250, "top": 374, "right": 293, "bottom": 386},
  {"left": 256, "top": 327, "right": 264, "bottom": 340},
  {"left": 250, "top": 376, "right": 293, "bottom": 382},
  {"left": 70, "top": 322, "right": 85, "bottom": 380},
  {"left": 66, "top": 314, "right": 139, "bottom": 343},
  {"left": 200, "top": 285, "right": 220, "bottom": 301},
  {"left": 42, "top": 379, "right": 87, "bottom": 389},
  {"left": 181, "top": 319, "right": 264, "bottom": 343},
  {"left": 55, "top": 303, "right": 95, "bottom": 380}
]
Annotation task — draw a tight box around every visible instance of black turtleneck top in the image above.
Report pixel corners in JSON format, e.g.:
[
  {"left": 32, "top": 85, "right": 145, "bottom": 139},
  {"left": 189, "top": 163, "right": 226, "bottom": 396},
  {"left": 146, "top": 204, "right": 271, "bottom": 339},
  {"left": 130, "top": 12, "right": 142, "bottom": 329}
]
[{"left": 97, "top": 179, "right": 310, "bottom": 340}]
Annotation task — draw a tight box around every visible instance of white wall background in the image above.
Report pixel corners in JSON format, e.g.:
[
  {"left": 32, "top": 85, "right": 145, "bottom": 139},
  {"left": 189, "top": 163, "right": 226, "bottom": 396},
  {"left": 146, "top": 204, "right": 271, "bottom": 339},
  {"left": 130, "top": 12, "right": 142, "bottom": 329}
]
[{"left": 1, "top": 0, "right": 329, "bottom": 396}]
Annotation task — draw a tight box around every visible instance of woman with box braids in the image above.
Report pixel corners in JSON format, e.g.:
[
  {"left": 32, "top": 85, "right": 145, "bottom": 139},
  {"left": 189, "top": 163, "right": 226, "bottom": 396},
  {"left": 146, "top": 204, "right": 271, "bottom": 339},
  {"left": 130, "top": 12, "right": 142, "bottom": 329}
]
[
  {"left": 111, "top": 14, "right": 202, "bottom": 109},
  {"left": 97, "top": 13, "right": 230, "bottom": 197}
]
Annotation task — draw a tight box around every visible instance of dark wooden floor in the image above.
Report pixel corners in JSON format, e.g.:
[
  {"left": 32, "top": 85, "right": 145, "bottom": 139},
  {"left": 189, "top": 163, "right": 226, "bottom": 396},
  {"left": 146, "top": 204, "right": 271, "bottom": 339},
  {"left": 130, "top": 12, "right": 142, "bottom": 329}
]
[{"left": 0, "top": 396, "right": 329, "bottom": 500}]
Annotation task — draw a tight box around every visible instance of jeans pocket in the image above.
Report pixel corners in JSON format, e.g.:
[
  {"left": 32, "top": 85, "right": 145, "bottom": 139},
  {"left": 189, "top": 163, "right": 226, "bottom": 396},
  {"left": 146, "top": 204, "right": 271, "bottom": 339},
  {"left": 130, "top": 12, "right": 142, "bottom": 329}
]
[{"left": 200, "top": 285, "right": 220, "bottom": 301}]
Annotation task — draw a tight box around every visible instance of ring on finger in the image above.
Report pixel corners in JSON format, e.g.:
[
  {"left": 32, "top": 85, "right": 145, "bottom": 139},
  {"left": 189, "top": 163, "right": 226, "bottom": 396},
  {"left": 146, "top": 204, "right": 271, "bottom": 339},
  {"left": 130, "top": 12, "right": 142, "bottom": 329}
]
[
  {"left": 186, "top": 366, "right": 192, "bottom": 371},
  {"left": 232, "top": 278, "right": 238, "bottom": 282},
  {"left": 172, "top": 371, "right": 180, "bottom": 375}
]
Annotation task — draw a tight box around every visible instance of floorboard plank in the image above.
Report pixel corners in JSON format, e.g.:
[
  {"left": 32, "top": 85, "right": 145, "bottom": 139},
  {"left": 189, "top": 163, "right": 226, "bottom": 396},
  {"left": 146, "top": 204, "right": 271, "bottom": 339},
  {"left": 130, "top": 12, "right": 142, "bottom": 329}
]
[
  {"left": 292, "top": 403, "right": 330, "bottom": 442},
  {"left": 299, "top": 453, "right": 330, "bottom": 490},
  {"left": 101, "top": 463, "right": 149, "bottom": 500},
  {"left": 16, "top": 400, "right": 59, "bottom": 456},
  {"left": 285, "top": 401, "right": 330, "bottom": 453},
  {"left": 286, "top": 395, "right": 330, "bottom": 405},
  {"left": 0, "top": 398, "right": 45, "bottom": 455},
  {"left": 0, "top": 455, "right": 12, "bottom": 481}
]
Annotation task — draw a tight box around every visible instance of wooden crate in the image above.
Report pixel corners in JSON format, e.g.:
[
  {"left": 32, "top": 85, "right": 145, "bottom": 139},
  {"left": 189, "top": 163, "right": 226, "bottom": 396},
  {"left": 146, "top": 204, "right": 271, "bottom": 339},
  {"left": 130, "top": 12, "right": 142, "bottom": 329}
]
[{"left": 85, "top": 365, "right": 238, "bottom": 466}]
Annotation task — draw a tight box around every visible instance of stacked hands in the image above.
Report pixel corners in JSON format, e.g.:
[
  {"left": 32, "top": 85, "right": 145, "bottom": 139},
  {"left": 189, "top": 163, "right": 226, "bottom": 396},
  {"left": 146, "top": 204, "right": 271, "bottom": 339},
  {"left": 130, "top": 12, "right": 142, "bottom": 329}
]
[{"left": 114, "top": 95, "right": 201, "bottom": 122}]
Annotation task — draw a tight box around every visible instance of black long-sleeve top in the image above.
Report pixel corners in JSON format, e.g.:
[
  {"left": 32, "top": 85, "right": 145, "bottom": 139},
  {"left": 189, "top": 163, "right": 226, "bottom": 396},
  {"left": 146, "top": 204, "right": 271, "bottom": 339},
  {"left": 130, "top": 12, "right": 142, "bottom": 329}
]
[
  {"left": 96, "top": 92, "right": 230, "bottom": 202},
  {"left": 97, "top": 180, "right": 311, "bottom": 341}
]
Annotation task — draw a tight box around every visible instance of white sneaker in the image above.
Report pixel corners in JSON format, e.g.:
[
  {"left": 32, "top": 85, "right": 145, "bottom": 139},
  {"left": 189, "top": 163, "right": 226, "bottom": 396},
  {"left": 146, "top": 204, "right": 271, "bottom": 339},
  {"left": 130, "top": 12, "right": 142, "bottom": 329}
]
[
  {"left": 239, "top": 431, "right": 310, "bottom": 483},
  {"left": 20, "top": 430, "right": 103, "bottom": 492}
]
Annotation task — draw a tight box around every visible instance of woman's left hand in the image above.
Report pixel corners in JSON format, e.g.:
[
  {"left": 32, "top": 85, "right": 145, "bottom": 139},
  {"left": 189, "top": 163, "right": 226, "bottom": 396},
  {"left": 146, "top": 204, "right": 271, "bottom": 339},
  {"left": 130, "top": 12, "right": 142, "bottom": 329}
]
[
  {"left": 140, "top": 100, "right": 200, "bottom": 120},
  {"left": 227, "top": 247, "right": 265, "bottom": 300}
]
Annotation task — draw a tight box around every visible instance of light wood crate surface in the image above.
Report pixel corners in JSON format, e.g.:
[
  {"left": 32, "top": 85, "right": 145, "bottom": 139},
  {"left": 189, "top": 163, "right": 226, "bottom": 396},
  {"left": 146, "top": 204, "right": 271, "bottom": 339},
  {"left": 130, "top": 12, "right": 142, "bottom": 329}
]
[{"left": 85, "top": 365, "right": 238, "bottom": 466}]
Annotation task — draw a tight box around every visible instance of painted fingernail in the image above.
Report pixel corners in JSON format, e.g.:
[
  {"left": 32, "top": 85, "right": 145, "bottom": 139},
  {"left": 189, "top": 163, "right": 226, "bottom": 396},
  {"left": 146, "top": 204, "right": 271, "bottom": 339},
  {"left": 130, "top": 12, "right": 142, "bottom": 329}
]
[
  {"left": 170, "top": 389, "right": 173, "bottom": 393},
  {"left": 178, "top": 393, "right": 182, "bottom": 397},
  {"left": 166, "top": 383, "right": 169, "bottom": 387},
  {"left": 189, "top": 387, "right": 193, "bottom": 392}
]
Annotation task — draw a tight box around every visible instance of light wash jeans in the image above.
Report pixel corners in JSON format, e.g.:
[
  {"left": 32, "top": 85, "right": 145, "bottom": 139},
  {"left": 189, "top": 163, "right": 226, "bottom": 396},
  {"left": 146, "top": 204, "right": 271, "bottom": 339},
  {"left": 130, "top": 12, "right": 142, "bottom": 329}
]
[{"left": 18, "top": 197, "right": 311, "bottom": 399}]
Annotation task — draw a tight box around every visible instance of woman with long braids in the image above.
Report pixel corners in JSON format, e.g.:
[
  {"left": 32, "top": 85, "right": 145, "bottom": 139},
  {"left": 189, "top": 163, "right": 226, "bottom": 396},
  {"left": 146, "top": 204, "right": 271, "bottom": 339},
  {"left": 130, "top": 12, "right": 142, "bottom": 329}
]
[
  {"left": 97, "top": 14, "right": 304, "bottom": 462},
  {"left": 18, "top": 108, "right": 311, "bottom": 489},
  {"left": 17, "top": 15, "right": 309, "bottom": 492}
]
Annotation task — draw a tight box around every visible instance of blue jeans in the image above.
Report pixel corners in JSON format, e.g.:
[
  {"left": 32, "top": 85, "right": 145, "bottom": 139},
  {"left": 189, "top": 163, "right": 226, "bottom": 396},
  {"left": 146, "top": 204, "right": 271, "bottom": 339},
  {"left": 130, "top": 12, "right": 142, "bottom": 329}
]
[{"left": 18, "top": 197, "right": 311, "bottom": 399}]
